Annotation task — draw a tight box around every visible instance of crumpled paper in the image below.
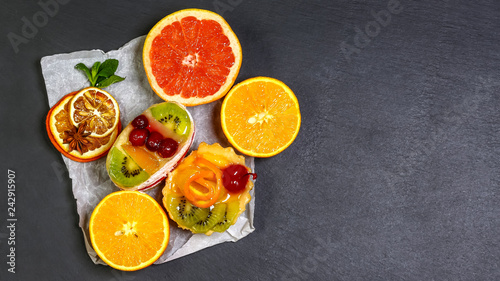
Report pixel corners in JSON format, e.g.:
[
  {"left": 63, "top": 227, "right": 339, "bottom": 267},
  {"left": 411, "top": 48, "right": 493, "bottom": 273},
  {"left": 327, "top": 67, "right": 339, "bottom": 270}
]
[{"left": 41, "top": 36, "right": 255, "bottom": 265}]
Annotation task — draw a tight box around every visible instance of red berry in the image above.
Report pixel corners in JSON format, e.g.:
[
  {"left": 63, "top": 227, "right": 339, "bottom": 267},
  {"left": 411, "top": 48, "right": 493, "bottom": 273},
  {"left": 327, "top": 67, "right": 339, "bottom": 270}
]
[
  {"left": 158, "top": 138, "right": 178, "bottom": 158},
  {"left": 222, "top": 164, "right": 257, "bottom": 193},
  {"left": 145, "top": 131, "right": 163, "bottom": 151},
  {"left": 129, "top": 128, "right": 149, "bottom": 146},
  {"left": 132, "top": 115, "right": 149, "bottom": 129}
]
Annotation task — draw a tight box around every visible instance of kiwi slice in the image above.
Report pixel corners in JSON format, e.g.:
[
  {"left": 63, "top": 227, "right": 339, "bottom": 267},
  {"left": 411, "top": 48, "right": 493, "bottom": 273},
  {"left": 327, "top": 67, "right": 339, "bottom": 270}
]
[
  {"left": 108, "top": 147, "right": 150, "bottom": 188},
  {"left": 150, "top": 103, "right": 191, "bottom": 139},
  {"left": 190, "top": 203, "right": 227, "bottom": 233},
  {"left": 211, "top": 201, "right": 241, "bottom": 233},
  {"left": 166, "top": 195, "right": 210, "bottom": 228}
]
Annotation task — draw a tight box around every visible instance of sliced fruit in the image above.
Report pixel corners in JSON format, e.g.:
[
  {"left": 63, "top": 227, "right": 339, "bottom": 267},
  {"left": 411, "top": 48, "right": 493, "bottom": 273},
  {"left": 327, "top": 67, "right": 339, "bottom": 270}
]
[
  {"left": 122, "top": 145, "right": 160, "bottom": 175},
  {"left": 191, "top": 203, "right": 226, "bottom": 233},
  {"left": 149, "top": 102, "right": 191, "bottom": 140},
  {"left": 143, "top": 9, "right": 242, "bottom": 106},
  {"left": 69, "top": 87, "right": 120, "bottom": 137},
  {"left": 165, "top": 195, "right": 210, "bottom": 228},
  {"left": 162, "top": 142, "right": 254, "bottom": 235},
  {"left": 107, "top": 147, "right": 150, "bottom": 188},
  {"left": 211, "top": 201, "right": 241, "bottom": 233},
  {"left": 89, "top": 191, "right": 169, "bottom": 271},
  {"left": 106, "top": 101, "right": 195, "bottom": 191},
  {"left": 144, "top": 111, "right": 183, "bottom": 142},
  {"left": 46, "top": 91, "right": 120, "bottom": 162},
  {"left": 221, "top": 77, "right": 301, "bottom": 158}
]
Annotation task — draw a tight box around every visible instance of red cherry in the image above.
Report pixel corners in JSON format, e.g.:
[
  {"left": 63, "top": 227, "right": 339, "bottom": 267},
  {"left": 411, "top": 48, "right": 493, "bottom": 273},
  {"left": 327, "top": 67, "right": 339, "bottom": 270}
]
[
  {"left": 145, "top": 131, "right": 163, "bottom": 151},
  {"left": 222, "top": 164, "right": 257, "bottom": 193},
  {"left": 129, "top": 128, "right": 149, "bottom": 146},
  {"left": 132, "top": 115, "right": 149, "bottom": 129},
  {"left": 158, "top": 138, "right": 178, "bottom": 158}
]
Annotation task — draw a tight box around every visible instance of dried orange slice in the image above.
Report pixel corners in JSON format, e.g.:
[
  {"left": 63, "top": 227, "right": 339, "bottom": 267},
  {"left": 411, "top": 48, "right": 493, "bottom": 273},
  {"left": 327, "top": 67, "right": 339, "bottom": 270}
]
[
  {"left": 89, "top": 191, "right": 169, "bottom": 271},
  {"left": 143, "top": 9, "right": 242, "bottom": 106},
  {"left": 221, "top": 77, "right": 301, "bottom": 157},
  {"left": 69, "top": 87, "right": 120, "bottom": 137},
  {"left": 46, "top": 91, "right": 120, "bottom": 162}
]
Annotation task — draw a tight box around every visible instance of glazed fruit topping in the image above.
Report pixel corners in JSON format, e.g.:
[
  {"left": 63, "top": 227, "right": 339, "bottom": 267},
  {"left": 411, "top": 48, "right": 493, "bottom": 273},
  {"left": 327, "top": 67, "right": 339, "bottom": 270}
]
[
  {"left": 129, "top": 128, "right": 149, "bottom": 146},
  {"left": 129, "top": 113, "right": 181, "bottom": 158},
  {"left": 183, "top": 157, "right": 223, "bottom": 208},
  {"left": 158, "top": 138, "right": 178, "bottom": 158},
  {"left": 222, "top": 164, "right": 257, "bottom": 194},
  {"left": 132, "top": 114, "right": 149, "bottom": 129},
  {"left": 146, "top": 131, "right": 163, "bottom": 152}
]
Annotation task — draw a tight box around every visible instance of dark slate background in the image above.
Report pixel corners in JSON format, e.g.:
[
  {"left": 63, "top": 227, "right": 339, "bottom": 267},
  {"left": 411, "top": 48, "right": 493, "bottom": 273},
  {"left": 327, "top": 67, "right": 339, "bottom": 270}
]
[{"left": 1, "top": 0, "right": 499, "bottom": 280}]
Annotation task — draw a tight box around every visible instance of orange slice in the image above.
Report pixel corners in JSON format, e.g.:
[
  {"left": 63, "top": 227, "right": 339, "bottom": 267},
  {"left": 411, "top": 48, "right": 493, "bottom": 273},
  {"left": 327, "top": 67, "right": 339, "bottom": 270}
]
[
  {"left": 69, "top": 87, "right": 120, "bottom": 137},
  {"left": 221, "top": 77, "right": 301, "bottom": 157},
  {"left": 143, "top": 9, "right": 242, "bottom": 106},
  {"left": 89, "top": 191, "right": 169, "bottom": 271},
  {"left": 46, "top": 91, "right": 120, "bottom": 162}
]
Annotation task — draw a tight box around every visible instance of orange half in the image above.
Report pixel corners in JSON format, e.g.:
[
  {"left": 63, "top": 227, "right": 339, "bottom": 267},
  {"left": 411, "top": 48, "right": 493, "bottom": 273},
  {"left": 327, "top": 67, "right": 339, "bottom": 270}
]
[
  {"left": 89, "top": 191, "right": 170, "bottom": 271},
  {"left": 221, "top": 77, "right": 301, "bottom": 157}
]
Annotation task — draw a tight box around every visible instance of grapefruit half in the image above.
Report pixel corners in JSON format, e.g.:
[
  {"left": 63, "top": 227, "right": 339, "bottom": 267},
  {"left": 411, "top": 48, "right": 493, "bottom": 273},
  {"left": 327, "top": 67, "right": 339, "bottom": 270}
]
[{"left": 143, "top": 9, "right": 242, "bottom": 106}]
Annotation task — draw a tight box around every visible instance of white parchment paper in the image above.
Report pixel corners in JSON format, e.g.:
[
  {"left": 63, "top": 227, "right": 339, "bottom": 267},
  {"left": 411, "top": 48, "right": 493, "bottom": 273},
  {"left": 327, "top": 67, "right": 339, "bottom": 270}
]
[{"left": 41, "top": 36, "right": 255, "bottom": 265}]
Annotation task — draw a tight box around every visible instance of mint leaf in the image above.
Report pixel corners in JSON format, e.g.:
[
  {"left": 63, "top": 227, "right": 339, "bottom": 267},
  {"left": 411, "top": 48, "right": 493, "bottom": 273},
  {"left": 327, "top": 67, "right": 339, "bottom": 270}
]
[
  {"left": 74, "top": 63, "right": 92, "bottom": 82},
  {"left": 92, "top": 61, "right": 101, "bottom": 78},
  {"left": 75, "top": 59, "right": 125, "bottom": 88},
  {"left": 90, "top": 61, "right": 101, "bottom": 87},
  {"left": 97, "top": 59, "right": 119, "bottom": 78},
  {"left": 96, "top": 75, "right": 125, "bottom": 88},
  {"left": 95, "top": 75, "right": 107, "bottom": 86}
]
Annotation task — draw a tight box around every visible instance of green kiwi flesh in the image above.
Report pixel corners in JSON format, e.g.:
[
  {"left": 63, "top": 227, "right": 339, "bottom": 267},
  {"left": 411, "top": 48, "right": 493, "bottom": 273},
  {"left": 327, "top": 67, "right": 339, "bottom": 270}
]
[
  {"left": 166, "top": 195, "right": 210, "bottom": 228},
  {"left": 211, "top": 201, "right": 241, "bottom": 233},
  {"left": 108, "top": 147, "right": 150, "bottom": 188},
  {"left": 150, "top": 103, "right": 191, "bottom": 139},
  {"left": 191, "top": 203, "right": 227, "bottom": 234}
]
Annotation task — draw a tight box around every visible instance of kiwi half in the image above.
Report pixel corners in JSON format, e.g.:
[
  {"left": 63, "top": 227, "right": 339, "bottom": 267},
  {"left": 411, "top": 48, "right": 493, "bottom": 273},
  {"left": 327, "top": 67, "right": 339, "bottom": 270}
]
[
  {"left": 150, "top": 102, "right": 191, "bottom": 139},
  {"left": 191, "top": 203, "right": 227, "bottom": 234},
  {"left": 166, "top": 195, "right": 210, "bottom": 228},
  {"left": 107, "top": 147, "right": 150, "bottom": 188},
  {"left": 211, "top": 201, "right": 241, "bottom": 233}
]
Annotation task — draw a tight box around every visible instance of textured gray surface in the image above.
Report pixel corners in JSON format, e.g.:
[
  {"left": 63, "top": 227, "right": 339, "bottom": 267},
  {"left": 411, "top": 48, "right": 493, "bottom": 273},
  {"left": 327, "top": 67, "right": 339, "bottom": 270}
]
[{"left": 1, "top": 0, "right": 499, "bottom": 280}]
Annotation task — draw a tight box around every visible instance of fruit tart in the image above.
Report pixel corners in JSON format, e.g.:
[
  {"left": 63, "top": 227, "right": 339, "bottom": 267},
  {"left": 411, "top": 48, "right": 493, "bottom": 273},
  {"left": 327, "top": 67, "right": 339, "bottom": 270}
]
[
  {"left": 162, "top": 142, "right": 256, "bottom": 235},
  {"left": 106, "top": 102, "right": 195, "bottom": 191}
]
